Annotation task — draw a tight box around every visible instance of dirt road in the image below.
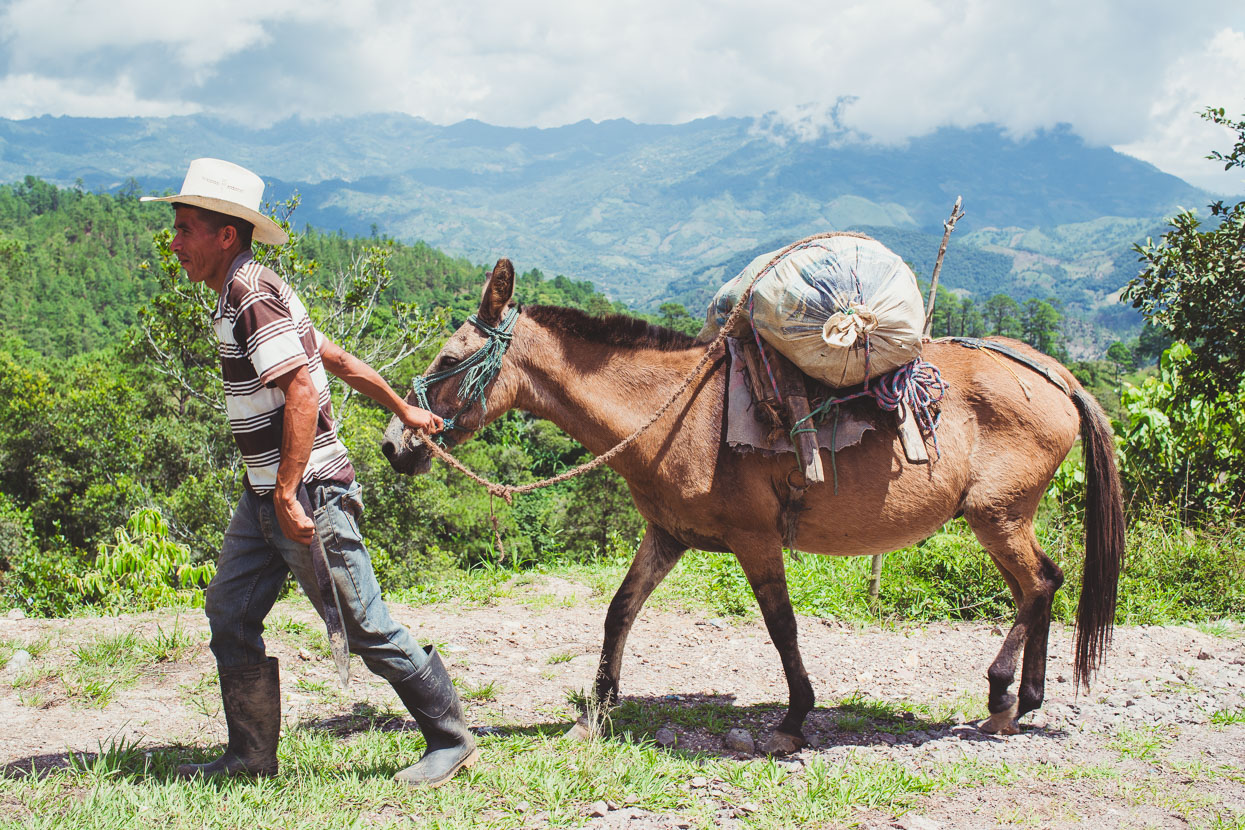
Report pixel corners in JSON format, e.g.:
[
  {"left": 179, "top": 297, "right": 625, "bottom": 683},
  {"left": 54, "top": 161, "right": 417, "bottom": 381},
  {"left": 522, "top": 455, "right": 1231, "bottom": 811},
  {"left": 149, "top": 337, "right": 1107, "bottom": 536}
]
[{"left": 2, "top": 576, "right": 1242, "bottom": 828}]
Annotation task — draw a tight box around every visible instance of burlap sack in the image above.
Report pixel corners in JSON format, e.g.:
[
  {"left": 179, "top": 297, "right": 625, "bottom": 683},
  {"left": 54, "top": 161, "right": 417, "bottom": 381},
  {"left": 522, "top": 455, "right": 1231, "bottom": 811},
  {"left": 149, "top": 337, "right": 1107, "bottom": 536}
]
[{"left": 699, "top": 234, "right": 924, "bottom": 388}]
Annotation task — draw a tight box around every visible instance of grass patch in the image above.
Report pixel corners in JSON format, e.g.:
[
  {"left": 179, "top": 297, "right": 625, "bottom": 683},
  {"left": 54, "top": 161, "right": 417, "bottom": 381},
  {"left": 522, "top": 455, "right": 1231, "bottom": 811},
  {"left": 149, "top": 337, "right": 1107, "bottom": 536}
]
[
  {"left": 383, "top": 504, "right": 1243, "bottom": 629},
  {"left": 545, "top": 650, "right": 577, "bottom": 665},
  {"left": 267, "top": 615, "right": 332, "bottom": 659},
  {"left": 459, "top": 679, "right": 500, "bottom": 702},
  {"left": 0, "top": 727, "right": 982, "bottom": 829},
  {"left": 1107, "top": 725, "right": 1170, "bottom": 762},
  {"left": 392, "top": 567, "right": 518, "bottom": 608},
  {"left": 1209, "top": 707, "right": 1245, "bottom": 727},
  {"left": 63, "top": 631, "right": 147, "bottom": 706},
  {"left": 142, "top": 618, "right": 197, "bottom": 662}
]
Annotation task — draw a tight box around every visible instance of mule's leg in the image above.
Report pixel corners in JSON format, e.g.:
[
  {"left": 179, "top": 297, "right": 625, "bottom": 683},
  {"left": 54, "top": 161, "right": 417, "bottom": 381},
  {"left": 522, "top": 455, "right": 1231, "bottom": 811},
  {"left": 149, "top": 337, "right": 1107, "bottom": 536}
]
[
  {"left": 969, "top": 514, "right": 1063, "bottom": 735},
  {"left": 593, "top": 524, "right": 688, "bottom": 707},
  {"left": 733, "top": 541, "right": 814, "bottom": 754}
]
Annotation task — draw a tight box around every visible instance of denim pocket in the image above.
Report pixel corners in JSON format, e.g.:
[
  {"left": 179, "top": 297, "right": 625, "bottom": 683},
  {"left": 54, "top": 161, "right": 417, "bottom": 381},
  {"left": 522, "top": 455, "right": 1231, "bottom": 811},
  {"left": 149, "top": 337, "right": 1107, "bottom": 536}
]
[{"left": 313, "top": 484, "right": 364, "bottom": 555}]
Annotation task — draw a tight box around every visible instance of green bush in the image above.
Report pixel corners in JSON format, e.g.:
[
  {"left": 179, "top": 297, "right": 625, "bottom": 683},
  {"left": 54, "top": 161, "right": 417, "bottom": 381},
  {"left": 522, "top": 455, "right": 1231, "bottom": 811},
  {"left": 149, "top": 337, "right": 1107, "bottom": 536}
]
[
  {"left": 74, "top": 508, "right": 214, "bottom": 612},
  {"left": 0, "top": 492, "right": 86, "bottom": 616},
  {"left": 1117, "top": 342, "right": 1245, "bottom": 520}
]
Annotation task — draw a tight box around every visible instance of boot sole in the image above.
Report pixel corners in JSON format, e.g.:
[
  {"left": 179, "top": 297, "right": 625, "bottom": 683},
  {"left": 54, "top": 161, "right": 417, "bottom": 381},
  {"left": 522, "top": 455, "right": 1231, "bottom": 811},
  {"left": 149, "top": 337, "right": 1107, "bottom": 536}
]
[
  {"left": 428, "top": 746, "right": 479, "bottom": 789},
  {"left": 397, "top": 746, "right": 480, "bottom": 789}
]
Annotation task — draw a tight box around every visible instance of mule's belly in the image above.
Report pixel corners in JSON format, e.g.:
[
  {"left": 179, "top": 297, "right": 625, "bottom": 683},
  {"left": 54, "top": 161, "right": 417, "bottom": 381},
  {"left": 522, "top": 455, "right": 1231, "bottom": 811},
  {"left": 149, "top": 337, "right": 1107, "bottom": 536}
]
[{"left": 784, "top": 438, "right": 973, "bottom": 557}]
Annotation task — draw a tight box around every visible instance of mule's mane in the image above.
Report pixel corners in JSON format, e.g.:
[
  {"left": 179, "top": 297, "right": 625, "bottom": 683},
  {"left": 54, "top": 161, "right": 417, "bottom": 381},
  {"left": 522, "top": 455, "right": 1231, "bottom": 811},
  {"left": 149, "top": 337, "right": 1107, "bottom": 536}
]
[{"left": 524, "top": 305, "right": 701, "bottom": 352}]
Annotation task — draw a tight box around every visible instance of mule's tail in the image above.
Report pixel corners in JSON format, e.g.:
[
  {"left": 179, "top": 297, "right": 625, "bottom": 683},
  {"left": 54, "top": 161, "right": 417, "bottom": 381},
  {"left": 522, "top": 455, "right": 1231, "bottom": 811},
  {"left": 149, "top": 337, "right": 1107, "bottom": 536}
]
[{"left": 1070, "top": 388, "right": 1125, "bottom": 691}]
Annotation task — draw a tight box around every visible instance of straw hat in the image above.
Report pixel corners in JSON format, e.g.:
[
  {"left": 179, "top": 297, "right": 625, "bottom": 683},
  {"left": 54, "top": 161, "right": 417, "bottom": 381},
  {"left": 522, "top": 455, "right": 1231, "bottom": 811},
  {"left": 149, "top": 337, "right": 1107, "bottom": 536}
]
[{"left": 141, "top": 158, "right": 289, "bottom": 245}]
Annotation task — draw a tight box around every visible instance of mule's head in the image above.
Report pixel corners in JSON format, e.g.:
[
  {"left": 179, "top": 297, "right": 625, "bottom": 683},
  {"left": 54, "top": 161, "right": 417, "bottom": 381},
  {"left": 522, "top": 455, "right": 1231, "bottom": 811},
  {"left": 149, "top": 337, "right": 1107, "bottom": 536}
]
[{"left": 382, "top": 258, "right": 519, "bottom": 475}]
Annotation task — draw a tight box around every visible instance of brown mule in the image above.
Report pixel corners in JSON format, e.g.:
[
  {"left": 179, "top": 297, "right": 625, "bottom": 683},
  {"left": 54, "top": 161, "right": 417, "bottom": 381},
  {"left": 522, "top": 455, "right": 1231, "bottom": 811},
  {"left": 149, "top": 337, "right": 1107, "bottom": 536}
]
[{"left": 382, "top": 260, "right": 1124, "bottom": 751}]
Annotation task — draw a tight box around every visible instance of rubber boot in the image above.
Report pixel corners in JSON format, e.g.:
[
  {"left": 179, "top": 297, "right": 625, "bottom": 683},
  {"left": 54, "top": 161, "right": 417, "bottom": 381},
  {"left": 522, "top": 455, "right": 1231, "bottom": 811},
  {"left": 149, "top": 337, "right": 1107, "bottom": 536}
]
[
  {"left": 177, "top": 657, "right": 280, "bottom": 778},
  {"left": 390, "top": 646, "right": 478, "bottom": 787}
]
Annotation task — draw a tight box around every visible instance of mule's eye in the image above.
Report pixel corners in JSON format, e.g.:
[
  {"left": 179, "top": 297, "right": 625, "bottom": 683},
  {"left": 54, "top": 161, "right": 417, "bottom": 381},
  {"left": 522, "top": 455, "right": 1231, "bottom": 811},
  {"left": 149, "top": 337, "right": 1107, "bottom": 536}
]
[{"left": 438, "top": 356, "right": 461, "bottom": 370}]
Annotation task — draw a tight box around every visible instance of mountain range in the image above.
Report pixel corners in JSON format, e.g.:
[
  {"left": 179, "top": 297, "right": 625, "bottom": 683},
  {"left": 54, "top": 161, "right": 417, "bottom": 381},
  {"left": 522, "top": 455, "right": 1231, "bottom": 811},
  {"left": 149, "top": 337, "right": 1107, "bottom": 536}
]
[{"left": 0, "top": 113, "right": 1219, "bottom": 355}]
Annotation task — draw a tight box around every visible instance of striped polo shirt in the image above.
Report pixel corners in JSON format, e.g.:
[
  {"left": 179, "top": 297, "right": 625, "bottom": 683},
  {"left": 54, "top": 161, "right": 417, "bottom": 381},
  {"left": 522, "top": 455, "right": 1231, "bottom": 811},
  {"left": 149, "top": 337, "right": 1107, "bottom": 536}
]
[{"left": 213, "top": 252, "right": 353, "bottom": 494}]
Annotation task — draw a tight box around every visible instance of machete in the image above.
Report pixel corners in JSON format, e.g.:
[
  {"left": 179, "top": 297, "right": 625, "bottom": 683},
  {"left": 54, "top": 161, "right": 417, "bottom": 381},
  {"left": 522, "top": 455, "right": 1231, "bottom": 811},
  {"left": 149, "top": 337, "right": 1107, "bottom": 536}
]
[{"left": 296, "top": 484, "right": 351, "bottom": 688}]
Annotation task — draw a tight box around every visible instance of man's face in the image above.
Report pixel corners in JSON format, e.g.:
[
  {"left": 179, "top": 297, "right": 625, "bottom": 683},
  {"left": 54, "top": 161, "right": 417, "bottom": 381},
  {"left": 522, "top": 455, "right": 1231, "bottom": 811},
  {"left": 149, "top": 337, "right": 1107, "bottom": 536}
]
[{"left": 171, "top": 205, "right": 231, "bottom": 285}]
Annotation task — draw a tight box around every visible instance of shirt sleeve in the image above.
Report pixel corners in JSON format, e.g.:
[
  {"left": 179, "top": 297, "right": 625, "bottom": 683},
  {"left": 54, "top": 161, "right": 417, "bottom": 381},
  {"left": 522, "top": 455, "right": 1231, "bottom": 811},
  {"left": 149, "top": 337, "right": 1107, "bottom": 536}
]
[{"left": 233, "top": 290, "right": 309, "bottom": 386}]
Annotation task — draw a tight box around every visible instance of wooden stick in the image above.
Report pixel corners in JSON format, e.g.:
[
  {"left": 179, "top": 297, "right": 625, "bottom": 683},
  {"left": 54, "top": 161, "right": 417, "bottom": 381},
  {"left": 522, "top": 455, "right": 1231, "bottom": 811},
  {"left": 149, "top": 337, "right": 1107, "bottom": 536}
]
[
  {"left": 868, "top": 552, "right": 884, "bottom": 605},
  {"left": 922, "top": 196, "right": 966, "bottom": 339}
]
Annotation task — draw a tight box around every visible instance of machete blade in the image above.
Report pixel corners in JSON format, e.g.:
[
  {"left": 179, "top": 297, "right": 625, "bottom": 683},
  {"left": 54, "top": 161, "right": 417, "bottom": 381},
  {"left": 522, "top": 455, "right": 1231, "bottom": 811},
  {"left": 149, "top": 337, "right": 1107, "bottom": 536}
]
[{"left": 297, "top": 485, "right": 351, "bottom": 689}]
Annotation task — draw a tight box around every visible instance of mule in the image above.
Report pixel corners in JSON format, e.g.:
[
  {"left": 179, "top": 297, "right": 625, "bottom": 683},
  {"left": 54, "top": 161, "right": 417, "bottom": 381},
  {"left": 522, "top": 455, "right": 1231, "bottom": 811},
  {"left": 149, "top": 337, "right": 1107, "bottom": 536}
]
[{"left": 382, "top": 260, "right": 1124, "bottom": 752}]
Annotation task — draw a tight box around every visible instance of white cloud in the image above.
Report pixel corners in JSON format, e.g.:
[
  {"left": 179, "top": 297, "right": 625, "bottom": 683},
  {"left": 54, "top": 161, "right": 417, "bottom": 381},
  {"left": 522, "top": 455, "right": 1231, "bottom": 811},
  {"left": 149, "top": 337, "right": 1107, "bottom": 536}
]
[
  {"left": 0, "top": 0, "right": 1243, "bottom": 189},
  {"left": 0, "top": 73, "right": 199, "bottom": 119},
  {"left": 1113, "top": 28, "right": 1245, "bottom": 194}
]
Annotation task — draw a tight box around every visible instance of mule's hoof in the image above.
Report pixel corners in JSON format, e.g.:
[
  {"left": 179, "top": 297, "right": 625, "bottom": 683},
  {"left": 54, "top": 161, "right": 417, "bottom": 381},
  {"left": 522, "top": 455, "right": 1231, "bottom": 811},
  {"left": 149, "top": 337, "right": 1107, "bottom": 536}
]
[
  {"left": 980, "top": 711, "right": 1020, "bottom": 736},
  {"left": 760, "top": 732, "right": 805, "bottom": 755},
  {"left": 564, "top": 719, "right": 594, "bottom": 742}
]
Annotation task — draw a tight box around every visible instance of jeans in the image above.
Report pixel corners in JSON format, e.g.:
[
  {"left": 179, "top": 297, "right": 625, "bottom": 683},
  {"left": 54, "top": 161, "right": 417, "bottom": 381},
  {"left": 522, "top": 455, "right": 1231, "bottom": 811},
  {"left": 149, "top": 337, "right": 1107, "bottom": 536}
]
[{"left": 205, "top": 479, "right": 428, "bottom": 682}]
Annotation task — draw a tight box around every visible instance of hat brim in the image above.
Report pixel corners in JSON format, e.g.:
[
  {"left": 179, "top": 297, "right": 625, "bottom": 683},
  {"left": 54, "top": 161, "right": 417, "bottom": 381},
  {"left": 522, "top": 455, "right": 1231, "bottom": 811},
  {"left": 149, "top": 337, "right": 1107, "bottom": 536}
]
[{"left": 140, "top": 194, "right": 290, "bottom": 246}]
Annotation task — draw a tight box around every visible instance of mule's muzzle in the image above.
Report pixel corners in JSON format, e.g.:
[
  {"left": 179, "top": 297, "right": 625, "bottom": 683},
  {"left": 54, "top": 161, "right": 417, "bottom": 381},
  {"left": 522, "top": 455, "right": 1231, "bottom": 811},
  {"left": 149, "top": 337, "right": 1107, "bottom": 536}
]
[{"left": 381, "top": 421, "right": 433, "bottom": 476}]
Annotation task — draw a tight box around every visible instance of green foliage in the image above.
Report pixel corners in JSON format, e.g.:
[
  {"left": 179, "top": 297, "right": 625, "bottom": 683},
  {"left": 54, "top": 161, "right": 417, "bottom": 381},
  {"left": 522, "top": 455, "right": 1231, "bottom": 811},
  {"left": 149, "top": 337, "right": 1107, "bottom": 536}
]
[
  {"left": 0, "top": 178, "right": 165, "bottom": 356},
  {"left": 1110, "top": 508, "right": 1245, "bottom": 623},
  {"left": 0, "top": 491, "right": 84, "bottom": 616},
  {"left": 1117, "top": 342, "right": 1244, "bottom": 519},
  {"left": 1125, "top": 107, "right": 1245, "bottom": 402},
  {"left": 73, "top": 508, "right": 214, "bottom": 612}
]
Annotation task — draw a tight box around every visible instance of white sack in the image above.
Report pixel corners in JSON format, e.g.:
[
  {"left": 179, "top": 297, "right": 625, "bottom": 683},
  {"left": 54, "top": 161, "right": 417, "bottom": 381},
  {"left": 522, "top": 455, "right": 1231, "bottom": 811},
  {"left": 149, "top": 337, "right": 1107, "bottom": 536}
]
[{"left": 699, "top": 234, "right": 925, "bottom": 388}]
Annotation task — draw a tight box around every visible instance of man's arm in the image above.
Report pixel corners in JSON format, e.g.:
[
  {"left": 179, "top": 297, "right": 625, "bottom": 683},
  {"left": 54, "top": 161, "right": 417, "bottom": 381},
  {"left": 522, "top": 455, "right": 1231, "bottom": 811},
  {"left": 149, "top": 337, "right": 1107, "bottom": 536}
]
[
  {"left": 271, "top": 365, "right": 319, "bottom": 545},
  {"left": 319, "top": 338, "right": 443, "bottom": 433}
]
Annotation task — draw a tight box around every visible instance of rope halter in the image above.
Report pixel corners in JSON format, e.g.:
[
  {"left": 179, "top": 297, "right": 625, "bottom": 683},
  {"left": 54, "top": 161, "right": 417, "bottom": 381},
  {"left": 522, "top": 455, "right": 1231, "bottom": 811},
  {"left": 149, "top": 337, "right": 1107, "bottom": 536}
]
[{"left": 410, "top": 306, "right": 520, "bottom": 443}]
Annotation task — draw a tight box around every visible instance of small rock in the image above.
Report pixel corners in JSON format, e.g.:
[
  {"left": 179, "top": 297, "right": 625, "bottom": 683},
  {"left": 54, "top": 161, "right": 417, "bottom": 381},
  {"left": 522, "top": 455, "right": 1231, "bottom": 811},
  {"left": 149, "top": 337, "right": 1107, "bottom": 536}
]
[
  {"left": 690, "top": 776, "right": 708, "bottom": 788},
  {"left": 4, "top": 649, "right": 31, "bottom": 675},
  {"left": 515, "top": 800, "right": 529, "bottom": 813},
  {"left": 740, "top": 802, "right": 760, "bottom": 813},
  {"left": 723, "top": 727, "right": 754, "bottom": 754},
  {"left": 898, "top": 814, "right": 942, "bottom": 830},
  {"left": 588, "top": 800, "right": 608, "bottom": 817},
  {"left": 878, "top": 733, "right": 897, "bottom": 745},
  {"left": 1197, "top": 649, "right": 1214, "bottom": 661},
  {"left": 655, "top": 728, "right": 678, "bottom": 748},
  {"left": 990, "top": 626, "right": 1004, "bottom": 636},
  {"left": 6, "top": 608, "right": 25, "bottom": 620},
  {"left": 298, "top": 649, "right": 313, "bottom": 661}
]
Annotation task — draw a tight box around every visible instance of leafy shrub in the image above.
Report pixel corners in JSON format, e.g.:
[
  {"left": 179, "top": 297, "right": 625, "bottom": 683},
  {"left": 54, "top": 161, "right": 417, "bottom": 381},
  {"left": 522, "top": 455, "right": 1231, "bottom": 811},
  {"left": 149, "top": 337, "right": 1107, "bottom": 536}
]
[
  {"left": 74, "top": 508, "right": 214, "bottom": 611},
  {"left": 1117, "top": 342, "right": 1245, "bottom": 520},
  {"left": 0, "top": 492, "right": 87, "bottom": 616}
]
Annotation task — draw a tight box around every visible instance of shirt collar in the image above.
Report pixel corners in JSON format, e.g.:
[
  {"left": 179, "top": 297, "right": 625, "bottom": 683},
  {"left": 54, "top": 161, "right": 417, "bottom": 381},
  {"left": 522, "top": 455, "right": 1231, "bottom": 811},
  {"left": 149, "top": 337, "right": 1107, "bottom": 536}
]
[{"left": 213, "top": 250, "right": 255, "bottom": 320}]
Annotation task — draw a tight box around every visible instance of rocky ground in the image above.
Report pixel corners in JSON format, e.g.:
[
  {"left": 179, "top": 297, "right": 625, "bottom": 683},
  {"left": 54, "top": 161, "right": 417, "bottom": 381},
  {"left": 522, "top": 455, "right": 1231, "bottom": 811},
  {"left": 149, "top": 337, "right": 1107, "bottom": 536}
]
[{"left": 1, "top": 576, "right": 1242, "bottom": 828}]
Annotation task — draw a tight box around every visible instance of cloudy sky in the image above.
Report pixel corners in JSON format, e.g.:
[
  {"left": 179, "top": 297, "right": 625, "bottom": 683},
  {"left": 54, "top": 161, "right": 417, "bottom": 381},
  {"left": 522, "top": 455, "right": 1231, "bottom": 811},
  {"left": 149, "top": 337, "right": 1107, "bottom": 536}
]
[{"left": 1, "top": 0, "right": 1243, "bottom": 192}]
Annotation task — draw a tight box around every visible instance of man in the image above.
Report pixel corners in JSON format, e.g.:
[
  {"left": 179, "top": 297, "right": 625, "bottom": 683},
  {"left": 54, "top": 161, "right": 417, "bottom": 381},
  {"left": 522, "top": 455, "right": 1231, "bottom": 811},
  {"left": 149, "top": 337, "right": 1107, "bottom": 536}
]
[{"left": 142, "top": 158, "right": 476, "bottom": 787}]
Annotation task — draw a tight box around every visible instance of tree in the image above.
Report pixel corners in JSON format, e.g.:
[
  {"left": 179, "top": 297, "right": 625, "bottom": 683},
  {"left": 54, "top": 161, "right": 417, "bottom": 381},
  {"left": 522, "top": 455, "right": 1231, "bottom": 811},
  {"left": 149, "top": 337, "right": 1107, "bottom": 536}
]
[
  {"left": 657, "top": 302, "right": 700, "bottom": 335},
  {"left": 983, "top": 293, "right": 1023, "bottom": 338},
  {"left": 1125, "top": 106, "right": 1245, "bottom": 401},
  {"left": 1021, "top": 297, "right": 1066, "bottom": 359},
  {"left": 1105, "top": 341, "right": 1134, "bottom": 385}
]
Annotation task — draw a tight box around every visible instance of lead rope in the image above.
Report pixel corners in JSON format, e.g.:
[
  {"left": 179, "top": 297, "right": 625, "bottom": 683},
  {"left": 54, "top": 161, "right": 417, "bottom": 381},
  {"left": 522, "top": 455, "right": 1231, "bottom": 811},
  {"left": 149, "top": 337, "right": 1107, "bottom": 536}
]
[{"left": 405, "top": 232, "right": 858, "bottom": 503}]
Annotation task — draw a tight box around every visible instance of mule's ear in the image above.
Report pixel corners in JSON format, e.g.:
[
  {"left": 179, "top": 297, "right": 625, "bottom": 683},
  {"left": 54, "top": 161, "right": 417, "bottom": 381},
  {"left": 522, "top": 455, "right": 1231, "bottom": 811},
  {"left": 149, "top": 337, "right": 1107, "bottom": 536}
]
[{"left": 478, "top": 258, "right": 516, "bottom": 323}]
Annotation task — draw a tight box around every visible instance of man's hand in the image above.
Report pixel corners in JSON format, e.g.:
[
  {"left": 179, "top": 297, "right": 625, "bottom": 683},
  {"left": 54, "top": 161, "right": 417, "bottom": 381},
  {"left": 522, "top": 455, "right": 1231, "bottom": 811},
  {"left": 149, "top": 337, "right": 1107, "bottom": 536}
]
[
  {"left": 274, "top": 490, "right": 316, "bottom": 545},
  {"left": 401, "top": 403, "right": 444, "bottom": 434}
]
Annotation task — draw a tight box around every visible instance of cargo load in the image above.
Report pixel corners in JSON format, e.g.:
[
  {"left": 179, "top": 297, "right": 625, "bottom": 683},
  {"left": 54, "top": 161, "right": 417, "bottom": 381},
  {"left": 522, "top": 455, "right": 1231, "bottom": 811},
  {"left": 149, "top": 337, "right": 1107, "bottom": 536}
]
[{"left": 699, "top": 233, "right": 925, "bottom": 389}]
